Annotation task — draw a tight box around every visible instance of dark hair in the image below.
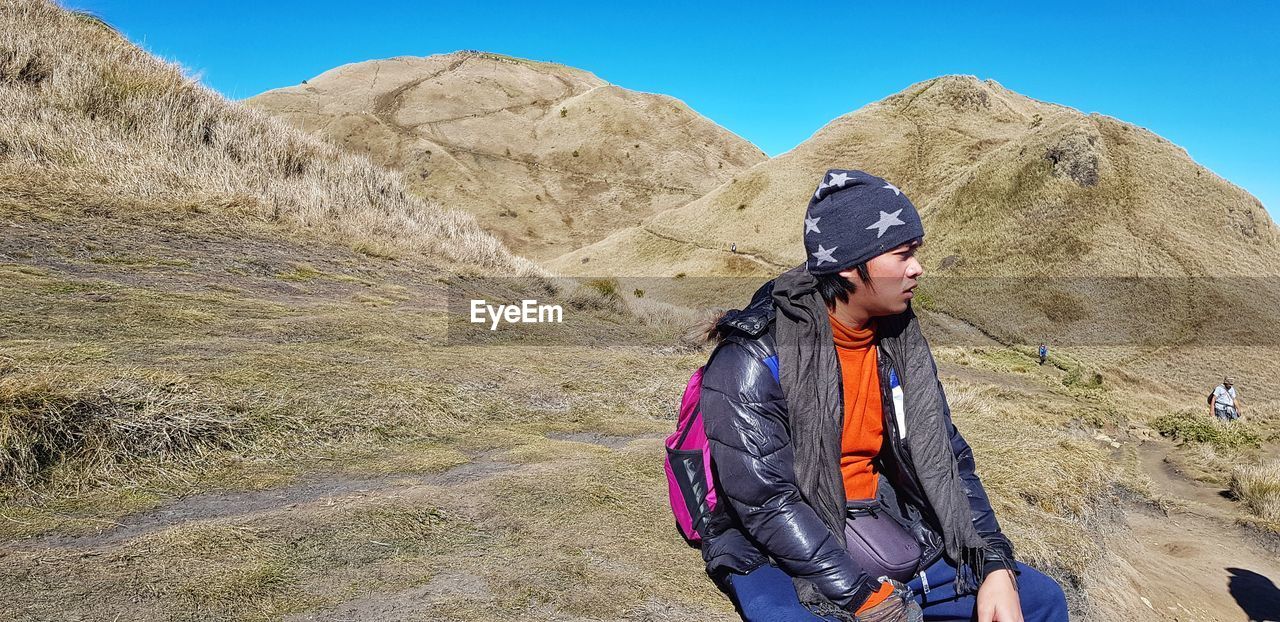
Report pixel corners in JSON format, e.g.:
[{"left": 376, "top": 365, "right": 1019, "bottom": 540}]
[
  {"left": 815, "top": 264, "right": 871, "bottom": 309},
  {"left": 697, "top": 308, "right": 732, "bottom": 344}
]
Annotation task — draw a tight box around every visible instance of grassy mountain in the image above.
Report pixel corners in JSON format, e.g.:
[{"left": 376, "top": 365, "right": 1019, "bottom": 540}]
[
  {"left": 1, "top": 0, "right": 564, "bottom": 489},
  {"left": 0, "top": 17, "right": 537, "bottom": 276},
  {"left": 248, "top": 52, "right": 766, "bottom": 262},
  {"left": 0, "top": 3, "right": 720, "bottom": 619},
  {"left": 3, "top": 2, "right": 1276, "bottom": 620},
  {"left": 550, "top": 75, "right": 1280, "bottom": 398},
  {"left": 552, "top": 75, "right": 1277, "bottom": 277}
]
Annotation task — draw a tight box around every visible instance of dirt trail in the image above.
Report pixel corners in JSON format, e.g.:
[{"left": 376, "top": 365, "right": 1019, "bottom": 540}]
[
  {"left": 2, "top": 451, "right": 519, "bottom": 553},
  {"left": 1119, "top": 505, "right": 1280, "bottom": 622},
  {"left": 918, "top": 305, "right": 1280, "bottom": 621},
  {"left": 1, "top": 434, "right": 675, "bottom": 620},
  {"left": 937, "top": 359, "right": 1052, "bottom": 394},
  {"left": 937, "top": 336, "right": 1280, "bottom": 621},
  {"left": 1138, "top": 441, "right": 1238, "bottom": 518},
  {"left": 1119, "top": 441, "right": 1280, "bottom": 622}
]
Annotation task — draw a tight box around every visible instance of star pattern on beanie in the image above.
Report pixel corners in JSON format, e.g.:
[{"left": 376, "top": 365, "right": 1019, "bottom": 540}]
[
  {"left": 866, "top": 209, "right": 906, "bottom": 238},
  {"left": 813, "top": 171, "right": 855, "bottom": 199},
  {"left": 801, "top": 169, "right": 925, "bottom": 274},
  {"left": 812, "top": 244, "right": 838, "bottom": 265}
]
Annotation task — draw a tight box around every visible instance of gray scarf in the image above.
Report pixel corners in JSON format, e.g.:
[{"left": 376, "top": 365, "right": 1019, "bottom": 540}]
[{"left": 772, "top": 265, "right": 996, "bottom": 610}]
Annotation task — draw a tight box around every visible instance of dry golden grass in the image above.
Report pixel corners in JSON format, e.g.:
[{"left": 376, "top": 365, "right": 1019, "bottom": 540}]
[
  {"left": 1230, "top": 461, "right": 1280, "bottom": 522},
  {"left": 943, "top": 380, "right": 1120, "bottom": 584},
  {"left": 0, "top": 250, "right": 718, "bottom": 618},
  {"left": 248, "top": 51, "right": 765, "bottom": 262},
  {"left": 0, "top": 0, "right": 538, "bottom": 276},
  {"left": 2, "top": 2, "right": 1275, "bottom": 619},
  {"left": 551, "top": 75, "right": 1279, "bottom": 280},
  {"left": 0, "top": 363, "right": 253, "bottom": 485},
  {"left": 0, "top": 172, "right": 722, "bottom": 619}
]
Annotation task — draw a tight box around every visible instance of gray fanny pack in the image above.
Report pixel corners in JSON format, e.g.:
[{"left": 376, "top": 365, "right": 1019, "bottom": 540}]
[{"left": 843, "top": 499, "right": 922, "bottom": 583}]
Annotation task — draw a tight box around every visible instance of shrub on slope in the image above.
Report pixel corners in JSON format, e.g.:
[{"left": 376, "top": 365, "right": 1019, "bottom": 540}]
[
  {"left": 1230, "top": 461, "right": 1280, "bottom": 523},
  {"left": 0, "top": 363, "right": 252, "bottom": 485}
]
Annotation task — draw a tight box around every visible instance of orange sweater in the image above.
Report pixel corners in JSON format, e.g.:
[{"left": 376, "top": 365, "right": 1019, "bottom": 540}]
[
  {"left": 829, "top": 313, "right": 893, "bottom": 614},
  {"left": 829, "top": 313, "right": 884, "bottom": 502}
]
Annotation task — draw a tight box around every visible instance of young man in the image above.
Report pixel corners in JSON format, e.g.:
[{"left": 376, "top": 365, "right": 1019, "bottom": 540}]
[
  {"left": 1038, "top": 344, "right": 1048, "bottom": 366},
  {"left": 1211, "top": 376, "right": 1243, "bottom": 422},
  {"left": 698, "top": 170, "right": 1068, "bottom": 621}
]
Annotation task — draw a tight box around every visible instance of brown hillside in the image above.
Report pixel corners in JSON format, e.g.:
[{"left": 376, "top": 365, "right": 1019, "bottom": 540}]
[
  {"left": 0, "top": 8, "right": 535, "bottom": 277},
  {"left": 551, "top": 75, "right": 1278, "bottom": 278},
  {"left": 550, "top": 76, "right": 1280, "bottom": 403},
  {"left": 0, "top": 3, "right": 733, "bottom": 618},
  {"left": 248, "top": 52, "right": 766, "bottom": 262},
  {"left": 4, "top": 4, "right": 1277, "bottom": 619}
]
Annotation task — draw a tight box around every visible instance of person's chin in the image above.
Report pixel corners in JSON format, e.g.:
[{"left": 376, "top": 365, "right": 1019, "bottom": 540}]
[{"left": 875, "top": 301, "right": 909, "bottom": 316}]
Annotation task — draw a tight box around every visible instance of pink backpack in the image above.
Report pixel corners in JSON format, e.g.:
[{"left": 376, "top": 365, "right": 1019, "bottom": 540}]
[
  {"left": 664, "top": 366, "right": 718, "bottom": 543},
  {"left": 664, "top": 345, "right": 779, "bottom": 544}
]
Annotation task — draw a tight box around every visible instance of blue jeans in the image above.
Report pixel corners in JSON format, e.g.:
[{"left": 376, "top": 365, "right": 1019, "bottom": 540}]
[
  {"left": 723, "top": 564, "right": 841, "bottom": 621},
  {"left": 723, "top": 557, "right": 1069, "bottom": 622}
]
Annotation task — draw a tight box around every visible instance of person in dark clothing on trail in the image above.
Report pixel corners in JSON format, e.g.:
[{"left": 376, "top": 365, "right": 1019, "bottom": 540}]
[
  {"left": 698, "top": 170, "right": 1068, "bottom": 621},
  {"left": 1038, "top": 344, "right": 1047, "bottom": 366}
]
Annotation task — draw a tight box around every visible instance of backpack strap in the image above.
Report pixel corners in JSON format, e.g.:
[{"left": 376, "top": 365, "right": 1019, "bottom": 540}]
[
  {"left": 674, "top": 399, "right": 702, "bottom": 448},
  {"left": 673, "top": 342, "right": 731, "bottom": 449}
]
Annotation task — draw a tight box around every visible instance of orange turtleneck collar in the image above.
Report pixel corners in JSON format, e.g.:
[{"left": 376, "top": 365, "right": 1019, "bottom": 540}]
[
  {"left": 828, "top": 311, "right": 883, "bottom": 502},
  {"left": 829, "top": 313, "right": 876, "bottom": 349}
]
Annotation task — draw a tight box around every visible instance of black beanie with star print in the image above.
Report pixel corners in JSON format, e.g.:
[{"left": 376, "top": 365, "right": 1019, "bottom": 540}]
[{"left": 803, "top": 169, "right": 925, "bottom": 275}]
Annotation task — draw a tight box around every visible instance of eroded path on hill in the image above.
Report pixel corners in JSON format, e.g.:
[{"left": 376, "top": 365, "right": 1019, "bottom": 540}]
[
  {"left": 9, "top": 451, "right": 519, "bottom": 552},
  {"left": 940, "top": 345, "right": 1279, "bottom": 622},
  {"left": 1111, "top": 440, "right": 1280, "bottom": 622}
]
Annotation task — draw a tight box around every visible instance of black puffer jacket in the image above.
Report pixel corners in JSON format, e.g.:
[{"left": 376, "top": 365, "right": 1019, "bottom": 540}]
[{"left": 699, "top": 280, "right": 1015, "bottom": 610}]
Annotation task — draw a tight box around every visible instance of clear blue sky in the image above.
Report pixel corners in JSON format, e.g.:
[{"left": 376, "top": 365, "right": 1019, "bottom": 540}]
[{"left": 64, "top": 1, "right": 1279, "bottom": 219}]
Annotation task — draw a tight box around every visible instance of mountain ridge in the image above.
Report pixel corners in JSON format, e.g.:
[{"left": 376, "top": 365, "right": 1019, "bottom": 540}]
[
  {"left": 549, "top": 74, "right": 1277, "bottom": 278},
  {"left": 249, "top": 51, "right": 767, "bottom": 261}
]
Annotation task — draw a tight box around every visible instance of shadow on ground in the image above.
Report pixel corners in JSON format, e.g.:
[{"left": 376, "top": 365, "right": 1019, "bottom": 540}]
[{"left": 1228, "top": 567, "right": 1280, "bottom": 622}]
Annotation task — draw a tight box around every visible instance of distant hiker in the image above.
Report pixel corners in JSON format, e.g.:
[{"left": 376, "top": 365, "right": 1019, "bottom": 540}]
[
  {"left": 731, "top": 242, "right": 738, "bottom": 253},
  {"left": 1038, "top": 343, "right": 1047, "bottom": 366},
  {"left": 1210, "top": 376, "right": 1243, "bottom": 422},
  {"left": 695, "top": 170, "right": 1067, "bottom": 621}
]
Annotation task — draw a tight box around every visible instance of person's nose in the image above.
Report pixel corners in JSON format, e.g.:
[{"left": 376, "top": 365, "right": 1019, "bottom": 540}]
[{"left": 907, "top": 256, "right": 923, "bottom": 279}]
